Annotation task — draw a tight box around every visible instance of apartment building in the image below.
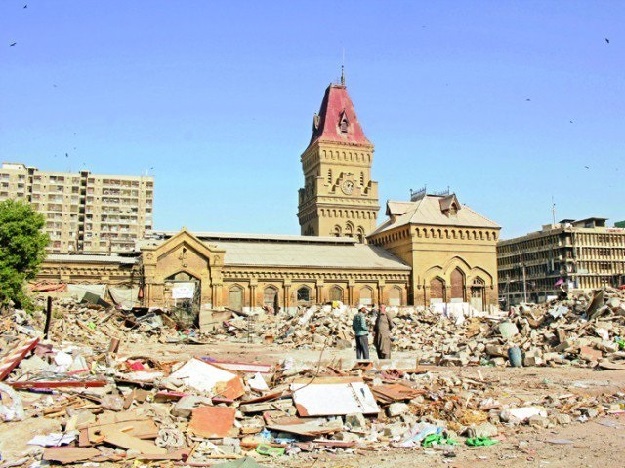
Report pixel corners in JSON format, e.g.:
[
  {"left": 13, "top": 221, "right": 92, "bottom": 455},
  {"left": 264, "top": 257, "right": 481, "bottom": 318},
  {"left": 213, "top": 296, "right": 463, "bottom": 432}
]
[
  {"left": 0, "top": 162, "right": 153, "bottom": 253},
  {"left": 497, "top": 217, "right": 625, "bottom": 306}
]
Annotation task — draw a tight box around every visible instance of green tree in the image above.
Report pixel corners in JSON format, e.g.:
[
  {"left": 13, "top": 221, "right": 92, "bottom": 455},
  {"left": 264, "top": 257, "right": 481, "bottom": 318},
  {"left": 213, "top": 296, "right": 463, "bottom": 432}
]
[{"left": 0, "top": 199, "right": 49, "bottom": 310}]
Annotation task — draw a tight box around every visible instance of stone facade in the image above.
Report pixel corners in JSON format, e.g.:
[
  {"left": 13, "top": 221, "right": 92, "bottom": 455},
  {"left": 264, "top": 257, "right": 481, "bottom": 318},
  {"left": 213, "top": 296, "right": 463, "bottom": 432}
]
[
  {"left": 369, "top": 191, "right": 501, "bottom": 309},
  {"left": 33, "top": 78, "right": 500, "bottom": 313},
  {"left": 298, "top": 82, "right": 379, "bottom": 239}
]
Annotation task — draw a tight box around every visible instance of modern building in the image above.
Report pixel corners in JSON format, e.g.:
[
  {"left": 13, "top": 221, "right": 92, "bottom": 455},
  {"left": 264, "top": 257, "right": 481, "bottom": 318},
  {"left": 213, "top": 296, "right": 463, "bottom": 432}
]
[
  {"left": 497, "top": 217, "right": 625, "bottom": 306},
  {"left": 0, "top": 163, "right": 153, "bottom": 254},
  {"left": 32, "top": 77, "right": 500, "bottom": 315}
]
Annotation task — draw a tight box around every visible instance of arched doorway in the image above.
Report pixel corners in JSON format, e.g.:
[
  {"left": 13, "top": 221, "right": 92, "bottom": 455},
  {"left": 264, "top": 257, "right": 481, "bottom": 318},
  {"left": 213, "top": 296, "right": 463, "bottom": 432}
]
[
  {"left": 228, "top": 285, "right": 244, "bottom": 312},
  {"left": 263, "top": 286, "right": 279, "bottom": 313},
  {"left": 430, "top": 277, "right": 445, "bottom": 304},
  {"left": 450, "top": 268, "right": 465, "bottom": 302},
  {"left": 470, "top": 277, "right": 485, "bottom": 311},
  {"left": 165, "top": 271, "right": 200, "bottom": 328}
]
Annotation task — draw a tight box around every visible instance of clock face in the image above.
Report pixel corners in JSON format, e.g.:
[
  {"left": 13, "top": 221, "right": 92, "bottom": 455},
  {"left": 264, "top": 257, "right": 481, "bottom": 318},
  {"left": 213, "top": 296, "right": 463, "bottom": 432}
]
[{"left": 341, "top": 179, "right": 355, "bottom": 195}]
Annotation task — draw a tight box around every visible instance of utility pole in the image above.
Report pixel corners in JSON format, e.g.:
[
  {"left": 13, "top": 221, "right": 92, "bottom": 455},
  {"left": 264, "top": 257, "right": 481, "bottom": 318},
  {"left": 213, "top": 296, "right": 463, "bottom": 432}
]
[{"left": 521, "top": 262, "right": 527, "bottom": 303}]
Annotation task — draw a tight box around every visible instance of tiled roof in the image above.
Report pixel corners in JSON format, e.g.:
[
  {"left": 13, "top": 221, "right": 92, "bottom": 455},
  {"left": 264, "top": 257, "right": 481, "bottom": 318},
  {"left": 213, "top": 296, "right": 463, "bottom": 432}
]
[
  {"left": 213, "top": 241, "right": 410, "bottom": 270},
  {"left": 308, "top": 84, "right": 371, "bottom": 147},
  {"left": 45, "top": 253, "right": 137, "bottom": 264},
  {"left": 371, "top": 194, "right": 500, "bottom": 235}
]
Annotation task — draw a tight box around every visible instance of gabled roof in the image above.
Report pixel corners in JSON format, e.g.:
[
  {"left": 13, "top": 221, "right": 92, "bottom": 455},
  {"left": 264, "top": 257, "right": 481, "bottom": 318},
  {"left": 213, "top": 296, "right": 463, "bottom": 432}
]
[
  {"left": 308, "top": 84, "right": 371, "bottom": 147},
  {"left": 141, "top": 231, "right": 410, "bottom": 271},
  {"left": 371, "top": 194, "right": 500, "bottom": 236}
]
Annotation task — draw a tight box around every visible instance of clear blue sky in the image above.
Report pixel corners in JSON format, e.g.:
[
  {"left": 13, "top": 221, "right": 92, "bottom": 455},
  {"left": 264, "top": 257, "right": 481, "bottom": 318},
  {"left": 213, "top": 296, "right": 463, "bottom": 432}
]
[{"left": 1, "top": 1, "right": 623, "bottom": 239}]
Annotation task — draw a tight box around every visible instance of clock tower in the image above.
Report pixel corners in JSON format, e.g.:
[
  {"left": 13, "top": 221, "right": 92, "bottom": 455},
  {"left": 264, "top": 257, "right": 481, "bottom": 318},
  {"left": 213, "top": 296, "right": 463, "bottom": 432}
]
[{"left": 297, "top": 75, "right": 379, "bottom": 241}]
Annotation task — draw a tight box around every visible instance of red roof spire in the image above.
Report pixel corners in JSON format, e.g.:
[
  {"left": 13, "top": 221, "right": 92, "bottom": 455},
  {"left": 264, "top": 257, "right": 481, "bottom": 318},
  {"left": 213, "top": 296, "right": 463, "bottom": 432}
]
[{"left": 309, "top": 80, "right": 371, "bottom": 147}]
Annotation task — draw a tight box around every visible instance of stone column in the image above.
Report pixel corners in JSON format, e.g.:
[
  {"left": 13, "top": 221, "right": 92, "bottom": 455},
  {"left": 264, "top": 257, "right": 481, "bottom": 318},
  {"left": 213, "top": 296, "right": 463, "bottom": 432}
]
[
  {"left": 249, "top": 279, "right": 258, "bottom": 310},
  {"left": 315, "top": 280, "right": 324, "bottom": 304},
  {"left": 283, "top": 280, "right": 291, "bottom": 310},
  {"left": 348, "top": 280, "right": 355, "bottom": 306},
  {"left": 377, "top": 279, "right": 386, "bottom": 305}
]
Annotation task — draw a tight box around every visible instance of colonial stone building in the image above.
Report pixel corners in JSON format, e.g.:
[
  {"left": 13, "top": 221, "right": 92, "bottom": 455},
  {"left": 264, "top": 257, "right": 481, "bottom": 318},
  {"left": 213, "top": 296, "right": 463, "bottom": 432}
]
[
  {"left": 298, "top": 76, "right": 379, "bottom": 240},
  {"left": 369, "top": 189, "right": 500, "bottom": 310},
  {"left": 33, "top": 78, "right": 500, "bottom": 314}
]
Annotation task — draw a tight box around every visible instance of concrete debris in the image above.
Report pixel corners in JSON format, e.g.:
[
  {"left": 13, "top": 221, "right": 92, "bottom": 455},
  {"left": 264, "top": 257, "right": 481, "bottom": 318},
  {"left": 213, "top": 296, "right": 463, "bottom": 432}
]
[{"left": 1, "top": 289, "right": 625, "bottom": 465}]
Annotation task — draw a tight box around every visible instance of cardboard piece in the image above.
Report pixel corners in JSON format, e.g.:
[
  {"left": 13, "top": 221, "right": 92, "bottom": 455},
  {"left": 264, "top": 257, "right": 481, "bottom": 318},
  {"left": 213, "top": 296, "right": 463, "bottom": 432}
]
[
  {"left": 291, "top": 377, "right": 379, "bottom": 416},
  {"left": 42, "top": 447, "right": 101, "bottom": 464},
  {"left": 370, "top": 383, "right": 425, "bottom": 404},
  {"left": 168, "top": 358, "right": 245, "bottom": 399},
  {"left": 188, "top": 406, "right": 236, "bottom": 438}
]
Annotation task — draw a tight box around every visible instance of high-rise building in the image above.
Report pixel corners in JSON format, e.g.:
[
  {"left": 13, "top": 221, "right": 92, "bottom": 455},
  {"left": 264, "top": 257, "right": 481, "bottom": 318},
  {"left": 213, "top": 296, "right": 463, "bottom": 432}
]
[
  {"left": 0, "top": 162, "right": 153, "bottom": 253},
  {"left": 497, "top": 217, "right": 625, "bottom": 306}
]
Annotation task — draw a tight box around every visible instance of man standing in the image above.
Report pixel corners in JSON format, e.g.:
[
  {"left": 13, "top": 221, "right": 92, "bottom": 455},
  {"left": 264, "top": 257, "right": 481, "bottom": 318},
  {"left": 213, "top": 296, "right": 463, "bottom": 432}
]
[
  {"left": 352, "top": 306, "right": 370, "bottom": 360},
  {"left": 373, "top": 304, "right": 394, "bottom": 359}
]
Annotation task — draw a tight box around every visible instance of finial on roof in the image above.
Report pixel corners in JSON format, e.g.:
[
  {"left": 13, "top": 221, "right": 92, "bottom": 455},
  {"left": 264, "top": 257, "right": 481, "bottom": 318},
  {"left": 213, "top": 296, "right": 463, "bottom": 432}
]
[{"left": 340, "top": 65, "right": 345, "bottom": 86}]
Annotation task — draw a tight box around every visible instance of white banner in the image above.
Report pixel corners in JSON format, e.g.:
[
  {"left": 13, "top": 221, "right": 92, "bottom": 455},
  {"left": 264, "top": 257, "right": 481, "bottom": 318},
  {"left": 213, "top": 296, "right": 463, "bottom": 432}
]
[{"left": 172, "top": 282, "right": 195, "bottom": 299}]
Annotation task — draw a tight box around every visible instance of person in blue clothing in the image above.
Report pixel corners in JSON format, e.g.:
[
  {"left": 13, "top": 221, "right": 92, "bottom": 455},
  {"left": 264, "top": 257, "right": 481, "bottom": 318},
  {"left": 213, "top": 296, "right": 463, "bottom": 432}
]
[{"left": 352, "top": 306, "right": 370, "bottom": 360}]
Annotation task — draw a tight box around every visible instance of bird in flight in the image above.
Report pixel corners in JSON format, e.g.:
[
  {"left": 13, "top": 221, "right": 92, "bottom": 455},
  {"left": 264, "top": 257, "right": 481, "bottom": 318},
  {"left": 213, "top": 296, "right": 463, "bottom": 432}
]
[
  {"left": 605, "top": 38, "right": 610, "bottom": 44},
  {"left": 525, "top": 98, "right": 531, "bottom": 102},
  {"left": 10, "top": 42, "right": 17, "bottom": 47},
  {"left": 584, "top": 166, "right": 590, "bottom": 169}
]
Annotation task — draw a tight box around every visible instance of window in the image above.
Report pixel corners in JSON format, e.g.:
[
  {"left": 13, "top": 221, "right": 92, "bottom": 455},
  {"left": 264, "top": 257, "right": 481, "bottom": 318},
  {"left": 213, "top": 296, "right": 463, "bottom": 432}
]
[
  {"left": 329, "top": 286, "right": 343, "bottom": 302},
  {"left": 297, "top": 286, "right": 311, "bottom": 303}
]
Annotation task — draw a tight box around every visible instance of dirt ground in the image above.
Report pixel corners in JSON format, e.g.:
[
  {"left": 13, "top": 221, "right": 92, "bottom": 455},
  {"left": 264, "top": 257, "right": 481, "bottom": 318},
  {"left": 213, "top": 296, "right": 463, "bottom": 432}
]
[
  {"left": 2, "top": 339, "right": 624, "bottom": 467},
  {"left": 130, "top": 340, "right": 625, "bottom": 468}
]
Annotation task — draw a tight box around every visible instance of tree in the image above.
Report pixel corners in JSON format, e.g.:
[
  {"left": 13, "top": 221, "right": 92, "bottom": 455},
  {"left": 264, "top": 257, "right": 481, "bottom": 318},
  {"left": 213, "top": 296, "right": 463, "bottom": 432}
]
[{"left": 0, "top": 199, "right": 49, "bottom": 310}]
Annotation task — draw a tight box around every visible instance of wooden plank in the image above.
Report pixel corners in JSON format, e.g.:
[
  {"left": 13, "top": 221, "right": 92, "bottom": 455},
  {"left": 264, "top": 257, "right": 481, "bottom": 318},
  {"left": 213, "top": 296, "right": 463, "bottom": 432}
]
[
  {"left": 103, "top": 430, "right": 167, "bottom": 454},
  {"left": 239, "top": 399, "right": 293, "bottom": 414},
  {"left": 42, "top": 447, "right": 101, "bottom": 464},
  {"left": 89, "top": 419, "right": 158, "bottom": 443},
  {"left": 0, "top": 337, "right": 40, "bottom": 380}
]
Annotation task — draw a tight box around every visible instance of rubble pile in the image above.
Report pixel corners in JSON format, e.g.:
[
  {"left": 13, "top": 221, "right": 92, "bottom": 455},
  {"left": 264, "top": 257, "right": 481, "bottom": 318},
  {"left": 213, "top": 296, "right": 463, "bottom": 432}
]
[
  {"left": 216, "top": 288, "right": 625, "bottom": 369},
  {"left": 1, "top": 306, "right": 624, "bottom": 467},
  {"left": 22, "top": 296, "right": 198, "bottom": 348}
]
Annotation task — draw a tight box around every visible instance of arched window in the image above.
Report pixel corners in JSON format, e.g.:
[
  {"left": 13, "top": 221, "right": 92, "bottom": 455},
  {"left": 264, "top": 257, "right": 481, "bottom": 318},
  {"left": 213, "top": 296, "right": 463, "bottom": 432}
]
[
  {"left": 333, "top": 225, "right": 342, "bottom": 237},
  {"left": 388, "top": 286, "right": 402, "bottom": 306},
  {"left": 264, "top": 286, "right": 278, "bottom": 311},
  {"left": 356, "top": 227, "right": 365, "bottom": 244},
  {"left": 229, "top": 285, "right": 244, "bottom": 311},
  {"left": 297, "top": 286, "right": 311, "bottom": 303},
  {"left": 359, "top": 286, "right": 373, "bottom": 306},
  {"left": 345, "top": 221, "right": 354, "bottom": 237},
  {"left": 329, "top": 285, "right": 343, "bottom": 302}
]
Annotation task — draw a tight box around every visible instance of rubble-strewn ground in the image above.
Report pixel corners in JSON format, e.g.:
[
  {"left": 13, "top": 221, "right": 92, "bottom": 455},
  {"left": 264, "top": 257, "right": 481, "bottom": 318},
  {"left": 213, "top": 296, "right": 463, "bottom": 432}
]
[{"left": 1, "top": 289, "right": 625, "bottom": 467}]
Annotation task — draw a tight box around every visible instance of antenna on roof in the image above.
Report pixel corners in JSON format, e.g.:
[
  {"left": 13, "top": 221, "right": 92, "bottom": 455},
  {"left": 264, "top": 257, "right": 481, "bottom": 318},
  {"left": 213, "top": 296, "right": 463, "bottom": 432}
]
[{"left": 340, "top": 48, "right": 346, "bottom": 86}]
